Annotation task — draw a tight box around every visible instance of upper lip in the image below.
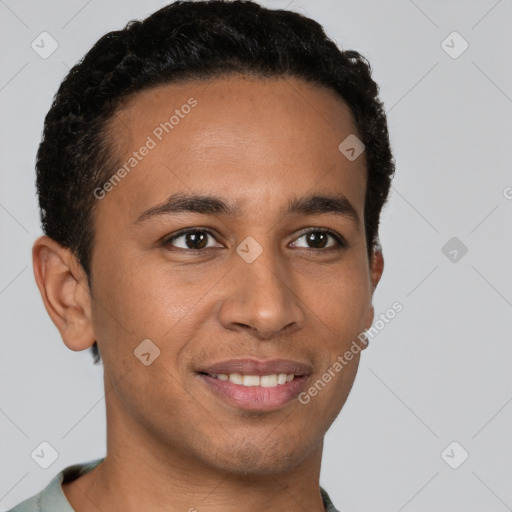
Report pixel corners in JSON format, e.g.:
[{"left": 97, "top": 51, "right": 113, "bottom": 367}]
[{"left": 197, "top": 358, "right": 312, "bottom": 377}]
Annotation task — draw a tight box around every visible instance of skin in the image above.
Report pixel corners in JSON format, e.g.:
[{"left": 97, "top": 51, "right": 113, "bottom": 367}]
[{"left": 33, "top": 74, "right": 384, "bottom": 512}]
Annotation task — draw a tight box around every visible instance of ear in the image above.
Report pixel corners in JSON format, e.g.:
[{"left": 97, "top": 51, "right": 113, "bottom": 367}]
[
  {"left": 32, "top": 236, "right": 95, "bottom": 351},
  {"left": 369, "top": 244, "right": 384, "bottom": 294},
  {"left": 362, "top": 244, "right": 385, "bottom": 335}
]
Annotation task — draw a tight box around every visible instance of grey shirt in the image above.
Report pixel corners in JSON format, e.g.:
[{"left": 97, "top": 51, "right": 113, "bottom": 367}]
[{"left": 8, "top": 458, "right": 340, "bottom": 511}]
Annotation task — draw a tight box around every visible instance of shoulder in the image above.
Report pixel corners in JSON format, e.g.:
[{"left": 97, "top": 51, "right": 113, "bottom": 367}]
[
  {"left": 5, "top": 495, "right": 40, "bottom": 512},
  {"left": 6, "top": 458, "right": 104, "bottom": 512},
  {"left": 5, "top": 473, "right": 60, "bottom": 512},
  {"left": 320, "top": 486, "right": 341, "bottom": 512}
]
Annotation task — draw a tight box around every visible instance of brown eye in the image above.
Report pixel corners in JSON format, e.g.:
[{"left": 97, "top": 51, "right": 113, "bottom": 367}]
[
  {"left": 305, "top": 231, "right": 329, "bottom": 249},
  {"left": 290, "top": 229, "right": 346, "bottom": 250},
  {"left": 164, "top": 229, "right": 220, "bottom": 250}
]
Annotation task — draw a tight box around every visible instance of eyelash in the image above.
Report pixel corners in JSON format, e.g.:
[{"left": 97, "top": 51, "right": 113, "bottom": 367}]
[{"left": 162, "top": 228, "right": 348, "bottom": 253}]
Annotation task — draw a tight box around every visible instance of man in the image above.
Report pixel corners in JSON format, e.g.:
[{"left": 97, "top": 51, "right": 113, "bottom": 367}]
[{"left": 10, "top": 0, "right": 394, "bottom": 510}]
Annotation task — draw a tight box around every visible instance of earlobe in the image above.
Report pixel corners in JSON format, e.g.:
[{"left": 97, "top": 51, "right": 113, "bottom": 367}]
[{"left": 32, "top": 236, "right": 95, "bottom": 352}]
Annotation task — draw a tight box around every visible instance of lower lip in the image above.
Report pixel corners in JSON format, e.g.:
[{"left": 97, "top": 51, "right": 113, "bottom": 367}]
[{"left": 198, "top": 374, "right": 308, "bottom": 411}]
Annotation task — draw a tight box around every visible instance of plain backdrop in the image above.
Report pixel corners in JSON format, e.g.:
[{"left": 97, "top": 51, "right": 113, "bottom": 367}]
[{"left": 1, "top": 1, "right": 511, "bottom": 511}]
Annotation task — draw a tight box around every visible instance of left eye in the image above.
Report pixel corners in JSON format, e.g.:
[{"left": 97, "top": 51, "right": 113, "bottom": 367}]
[{"left": 290, "top": 229, "right": 346, "bottom": 250}]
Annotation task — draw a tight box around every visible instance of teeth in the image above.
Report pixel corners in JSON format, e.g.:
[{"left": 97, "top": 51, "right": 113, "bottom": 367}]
[
  {"left": 242, "top": 375, "right": 260, "bottom": 386},
  {"left": 228, "top": 373, "right": 243, "bottom": 385},
  {"left": 212, "top": 373, "right": 295, "bottom": 387},
  {"left": 260, "top": 374, "right": 278, "bottom": 387}
]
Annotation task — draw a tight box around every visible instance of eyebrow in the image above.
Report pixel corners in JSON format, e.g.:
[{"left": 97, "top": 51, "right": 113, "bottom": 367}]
[{"left": 135, "top": 192, "right": 360, "bottom": 226}]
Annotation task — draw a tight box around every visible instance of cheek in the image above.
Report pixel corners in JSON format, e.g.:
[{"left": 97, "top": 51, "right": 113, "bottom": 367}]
[
  {"left": 304, "top": 263, "right": 372, "bottom": 342},
  {"left": 89, "top": 253, "right": 219, "bottom": 365},
  {"left": 297, "top": 352, "right": 360, "bottom": 432}
]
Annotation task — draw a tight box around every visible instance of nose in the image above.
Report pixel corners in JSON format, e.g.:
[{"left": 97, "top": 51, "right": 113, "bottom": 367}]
[{"left": 217, "top": 243, "right": 305, "bottom": 340}]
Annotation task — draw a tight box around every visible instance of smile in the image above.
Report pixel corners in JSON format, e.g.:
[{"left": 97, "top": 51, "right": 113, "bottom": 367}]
[
  {"left": 208, "top": 373, "right": 295, "bottom": 387},
  {"left": 196, "top": 358, "right": 311, "bottom": 411}
]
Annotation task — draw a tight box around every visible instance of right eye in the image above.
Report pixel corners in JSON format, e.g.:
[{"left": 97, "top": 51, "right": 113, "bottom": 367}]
[{"left": 163, "top": 229, "right": 223, "bottom": 251}]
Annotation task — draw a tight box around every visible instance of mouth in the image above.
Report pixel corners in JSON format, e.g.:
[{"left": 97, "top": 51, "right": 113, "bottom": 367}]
[
  {"left": 196, "top": 358, "right": 311, "bottom": 412},
  {"left": 204, "top": 372, "right": 296, "bottom": 387}
]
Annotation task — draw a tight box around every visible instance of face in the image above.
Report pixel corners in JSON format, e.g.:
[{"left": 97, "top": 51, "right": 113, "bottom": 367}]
[{"left": 86, "top": 75, "right": 382, "bottom": 475}]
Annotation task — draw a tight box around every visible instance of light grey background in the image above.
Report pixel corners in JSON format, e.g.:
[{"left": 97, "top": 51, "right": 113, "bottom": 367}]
[{"left": 1, "top": 0, "right": 511, "bottom": 510}]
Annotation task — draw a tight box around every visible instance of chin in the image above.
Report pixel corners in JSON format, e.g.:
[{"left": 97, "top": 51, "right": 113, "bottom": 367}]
[{"left": 205, "top": 432, "right": 321, "bottom": 476}]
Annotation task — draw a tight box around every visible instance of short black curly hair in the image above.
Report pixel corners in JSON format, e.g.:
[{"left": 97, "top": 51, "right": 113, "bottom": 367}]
[{"left": 36, "top": 0, "right": 395, "bottom": 364}]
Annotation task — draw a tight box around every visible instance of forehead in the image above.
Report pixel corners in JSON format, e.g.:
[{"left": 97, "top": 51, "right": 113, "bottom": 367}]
[
  {"left": 99, "top": 74, "right": 367, "bottom": 224},
  {"left": 111, "top": 73, "right": 359, "bottom": 145}
]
